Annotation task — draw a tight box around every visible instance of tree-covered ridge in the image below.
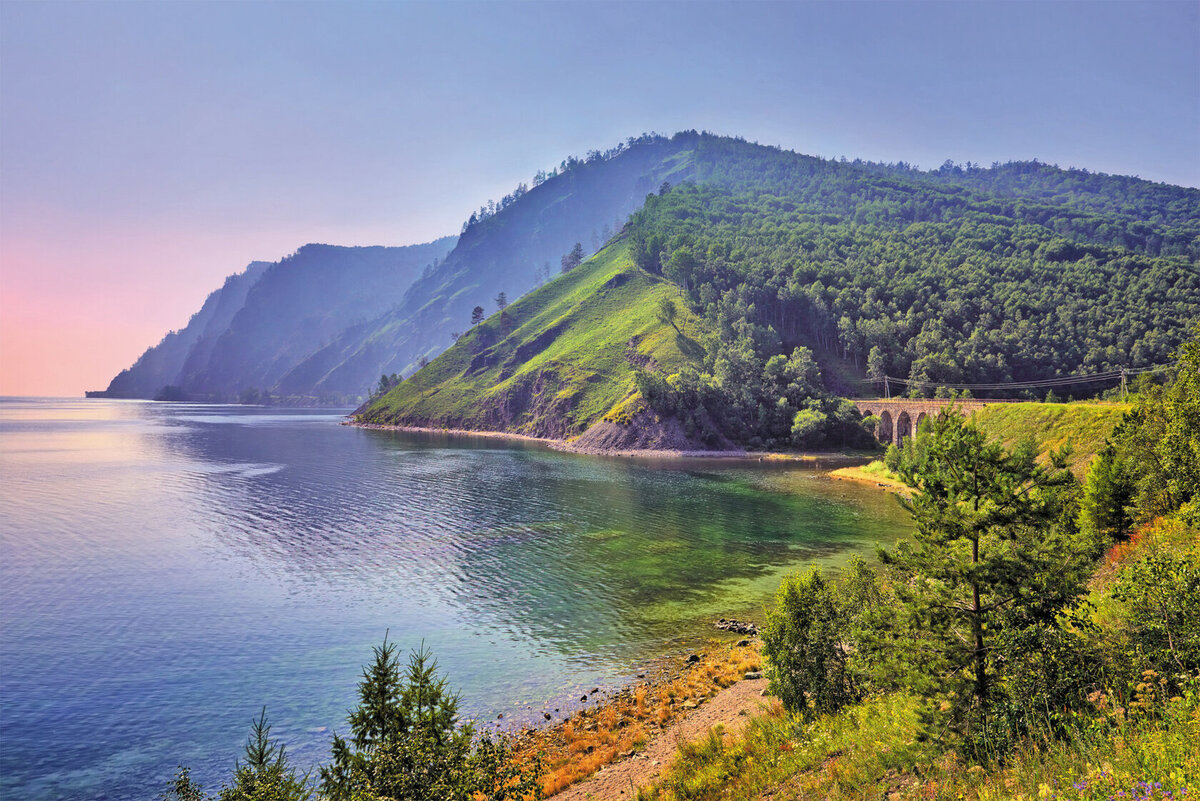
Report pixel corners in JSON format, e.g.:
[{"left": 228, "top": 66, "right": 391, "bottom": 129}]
[
  {"left": 629, "top": 180, "right": 1198, "bottom": 398},
  {"left": 685, "top": 134, "right": 1200, "bottom": 259},
  {"left": 356, "top": 133, "right": 1196, "bottom": 450}
]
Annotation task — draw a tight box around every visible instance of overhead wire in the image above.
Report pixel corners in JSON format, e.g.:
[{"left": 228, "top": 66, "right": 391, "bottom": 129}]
[{"left": 853, "top": 363, "right": 1173, "bottom": 392}]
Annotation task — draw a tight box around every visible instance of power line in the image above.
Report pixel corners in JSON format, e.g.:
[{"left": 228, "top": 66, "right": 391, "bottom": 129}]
[{"left": 856, "top": 363, "right": 1173, "bottom": 392}]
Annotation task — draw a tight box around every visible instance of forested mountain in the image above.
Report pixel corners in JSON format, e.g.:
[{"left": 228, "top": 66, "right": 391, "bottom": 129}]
[
  {"left": 99, "top": 239, "right": 455, "bottom": 403},
  {"left": 105, "top": 132, "right": 1198, "bottom": 419},
  {"left": 358, "top": 133, "right": 1199, "bottom": 450}
]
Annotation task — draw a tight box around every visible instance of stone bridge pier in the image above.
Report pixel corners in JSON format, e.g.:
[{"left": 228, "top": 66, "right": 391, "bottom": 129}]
[{"left": 850, "top": 398, "right": 1015, "bottom": 447}]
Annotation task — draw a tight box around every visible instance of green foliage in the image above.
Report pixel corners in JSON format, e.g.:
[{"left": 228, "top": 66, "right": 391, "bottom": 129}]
[
  {"left": 161, "top": 767, "right": 210, "bottom": 801},
  {"left": 637, "top": 689, "right": 1200, "bottom": 801},
  {"left": 321, "top": 639, "right": 473, "bottom": 800},
  {"left": 761, "top": 568, "right": 859, "bottom": 718},
  {"left": 627, "top": 172, "right": 1197, "bottom": 400},
  {"left": 1110, "top": 331, "right": 1200, "bottom": 520},
  {"left": 219, "top": 708, "right": 310, "bottom": 801},
  {"left": 1112, "top": 549, "right": 1200, "bottom": 681},
  {"left": 1079, "top": 444, "right": 1135, "bottom": 542},
  {"left": 656, "top": 297, "right": 678, "bottom": 331},
  {"left": 636, "top": 337, "right": 873, "bottom": 450},
  {"left": 654, "top": 335, "right": 1200, "bottom": 796},
  {"left": 167, "top": 639, "right": 542, "bottom": 801},
  {"left": 371, "top": 373, "right": 402, "bottom": 401},
  {"left": 789, "top": 407, "right": 828, "bottom": 447},
  {"left": 560, "top": 242, "right": 585, "bottom": 274},
  {"left": 883, "top": 442, "right": 902, "bottom": 472},
  {"left": 880, "top": 412, "right": 1095, "bottom": 754},
  {"left": 315, "top": 639, "right": 544, "bottom": 801}
]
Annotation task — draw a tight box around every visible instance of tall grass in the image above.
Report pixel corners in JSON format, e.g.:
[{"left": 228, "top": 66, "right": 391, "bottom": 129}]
[{"left": 637, "top": 691, "right": 1197, "bottom": 801}]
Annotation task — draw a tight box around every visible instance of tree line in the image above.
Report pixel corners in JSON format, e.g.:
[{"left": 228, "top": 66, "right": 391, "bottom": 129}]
[{"left": 622, "top": 158, "right": 1197, "bottom": 447}]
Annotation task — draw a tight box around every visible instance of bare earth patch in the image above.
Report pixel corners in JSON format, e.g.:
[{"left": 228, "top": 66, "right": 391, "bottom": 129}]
[{"left": 550, "top": 677, "right": 772, "bottom": 800}]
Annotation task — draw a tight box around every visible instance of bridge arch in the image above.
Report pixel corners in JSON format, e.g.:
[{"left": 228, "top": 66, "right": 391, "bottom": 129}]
[
  {"left": 896, "top": 411, "right": 912, "bottom": 445},
  {"left": 878, "top": 410, "right": 893, "bottom": 445},
  {"left": 858, "top": 408, "right": 876, "bottom": 439},
  {"left": 915, "top": 412, "right": 929, "bottom": 435}
]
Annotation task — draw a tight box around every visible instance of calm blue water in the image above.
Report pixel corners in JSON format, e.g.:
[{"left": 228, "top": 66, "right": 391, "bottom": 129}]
[{"left": 0, "top": 398, "right": 910, "bottom": 799}]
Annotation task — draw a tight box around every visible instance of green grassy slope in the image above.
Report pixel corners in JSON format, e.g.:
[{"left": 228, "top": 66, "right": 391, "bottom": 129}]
[
  {"left": 970, "top": 401, "right": 1130, "bottom": 475},
  {"left": 834, "top": 401, "right": 1129, "bottom": 486},
  {"left": 356, "top": 239, "right": 706, "bottom": 438}
]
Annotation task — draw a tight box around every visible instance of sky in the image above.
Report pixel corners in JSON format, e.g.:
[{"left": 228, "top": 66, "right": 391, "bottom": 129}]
[{"left": 1, "top": 0, "right": 1197, "bottom": 396}]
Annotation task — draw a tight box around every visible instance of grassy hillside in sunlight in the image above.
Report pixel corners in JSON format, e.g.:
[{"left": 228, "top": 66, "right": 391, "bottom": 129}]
[{"left": 355, "top": 239, "right": 706, "bottom": 438}]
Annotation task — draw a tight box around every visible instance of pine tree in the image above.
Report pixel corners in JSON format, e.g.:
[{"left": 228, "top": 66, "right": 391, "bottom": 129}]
[
  {"left": 160, "top": 767, "right": 209, "bottom": 801},
  {"left": 320, "top": 636, "right": 407, "bottom": 798},
  {"left": 1079, "top": 444, "right": 1134, "bottom": 543},
  {"left": 219, "top": 708, "right": 310, "bottom": 800},
  {"left": 560, "top": 243, "right": 585, "bottom": 273},
  {"left": 319, "top": 639, "right": 489, "bottom": 800},
  {"left": 880, "top": 411, "right": 1088, "bottom": 750}
]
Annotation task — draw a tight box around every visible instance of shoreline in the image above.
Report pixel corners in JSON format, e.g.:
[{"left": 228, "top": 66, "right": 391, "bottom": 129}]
[
  {"left": 828, "top": 462, "right": 911, "bottom": 494},
  {"left": 506, "top": 636, "right": 767, "bottom": 797},
  {"left": 346, "top": 419, "right": 878, "bottom": 465}
]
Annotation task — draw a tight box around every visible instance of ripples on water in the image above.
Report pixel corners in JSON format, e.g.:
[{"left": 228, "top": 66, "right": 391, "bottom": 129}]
[{"left": 0, "top": 398, "right": 911, "bottom": 799}]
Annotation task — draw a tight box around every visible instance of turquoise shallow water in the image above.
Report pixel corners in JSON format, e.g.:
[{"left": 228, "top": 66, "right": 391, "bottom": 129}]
[{"left": 0, "top": 398, "right": 911, "bottom": 799}]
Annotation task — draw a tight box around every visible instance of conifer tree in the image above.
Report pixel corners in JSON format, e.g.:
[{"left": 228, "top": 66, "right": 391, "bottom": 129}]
[
  {"left": 880, "top": 411, "right": 1089, "bottom": 750},
  {"left": 320, "top": 636, "right": 407, "bottom": 798},
  {"left": 320, "top": 638, "right": 499, "bottom": 801},
  {"left": 219, "top": 708, "right": 310, "bottom": 800},
  {"left": 160, "top": 767, "right": 209, "bottom": 801},
  {"left": 1079, "top": 444, "right": 1135, "bottom": 543}
]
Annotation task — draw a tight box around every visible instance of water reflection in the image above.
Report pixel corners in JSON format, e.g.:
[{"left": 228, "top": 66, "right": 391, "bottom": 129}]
[{"left": 0, "top": 399, "right": 911, "bottom": 801}]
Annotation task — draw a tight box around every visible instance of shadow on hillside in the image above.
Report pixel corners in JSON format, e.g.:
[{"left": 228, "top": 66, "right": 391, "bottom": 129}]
[{"left": 675, "top": 331, "right": 706, "bottom": 361}]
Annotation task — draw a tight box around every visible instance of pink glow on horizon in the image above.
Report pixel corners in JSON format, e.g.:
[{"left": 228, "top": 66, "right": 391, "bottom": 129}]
[{"left": 0, "top": 215, "right": 437, "bottom": 397}]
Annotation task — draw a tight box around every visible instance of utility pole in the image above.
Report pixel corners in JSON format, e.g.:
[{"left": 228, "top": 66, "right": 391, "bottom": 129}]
[
  {"left": 1120, "top": 367, "right": 1127, "bottom": 402},
  {"left": 884, "top": 375, "right": 890, "bottom": 399}
]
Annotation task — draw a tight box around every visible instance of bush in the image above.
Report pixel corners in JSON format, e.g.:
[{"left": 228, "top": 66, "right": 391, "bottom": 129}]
[
  {"left": 761, "top": 568, "right": 859, "bottom": 718},
  {"left": 1113, "top": 549, "right": 1200, "bottom": 685}
]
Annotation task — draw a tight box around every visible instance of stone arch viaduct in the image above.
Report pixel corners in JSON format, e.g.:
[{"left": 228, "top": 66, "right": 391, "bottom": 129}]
[{"left": 850, "top": 398, "right": 1019, "bottom": 447}]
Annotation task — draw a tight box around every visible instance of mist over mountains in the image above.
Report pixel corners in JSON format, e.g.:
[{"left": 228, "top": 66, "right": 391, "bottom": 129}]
[
  {"left": 96, "top": 135, "right": 695, "bottom": 403},
  {"left": 99, "top": 241, "right": 454, "bottom": 403},
  {"left": 97, "top": 132, "right": 1199, "bottom": 408}
]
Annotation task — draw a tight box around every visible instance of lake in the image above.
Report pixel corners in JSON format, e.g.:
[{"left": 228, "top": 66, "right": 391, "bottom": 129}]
[{"left": 0, "top": 398, "right": 911, "bottom": 799}]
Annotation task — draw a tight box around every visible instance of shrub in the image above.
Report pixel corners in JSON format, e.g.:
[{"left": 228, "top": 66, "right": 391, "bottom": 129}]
[{"left": 761, "top": 567, "right": 859, "bottom": 718}]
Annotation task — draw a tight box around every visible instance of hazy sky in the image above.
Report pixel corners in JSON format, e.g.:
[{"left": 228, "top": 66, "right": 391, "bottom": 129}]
[{"left": 2, "top": 0, "right": 1197, "bottom": 396}]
